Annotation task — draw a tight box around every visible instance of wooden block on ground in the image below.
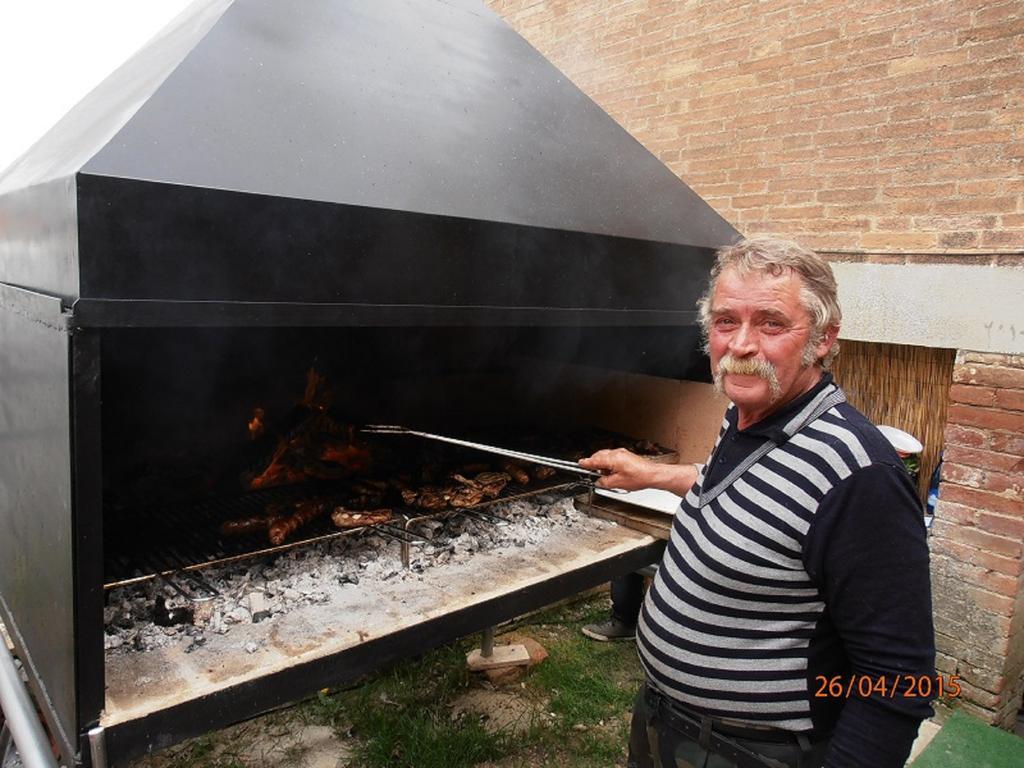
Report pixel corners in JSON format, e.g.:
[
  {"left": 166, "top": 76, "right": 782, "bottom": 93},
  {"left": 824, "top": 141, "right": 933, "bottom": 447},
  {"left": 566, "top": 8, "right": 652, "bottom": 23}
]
[{"left": 466, "top": 644, "right": 531, "bottom": 671}]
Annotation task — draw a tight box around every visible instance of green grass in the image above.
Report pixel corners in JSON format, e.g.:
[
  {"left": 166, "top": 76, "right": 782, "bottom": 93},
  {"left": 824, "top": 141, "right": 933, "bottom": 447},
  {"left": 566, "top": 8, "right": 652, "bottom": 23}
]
[
  {"left": 308, "top": 644, "right": 517, "bottom": 768},
  {"left": 353, "top": 711, "right": 509, "bottom": 767},
  {"left": 560, "top": 718, "right": 633, "bottom": 768},
  {"left": 911, "top": 711, "right": 1024, "bottom": 768},
  {"left": 518, "top": 598, "right": 642, "bottom": 767},
  {"left": 527, "top": 604, "right": 641, "bottom": 727}
]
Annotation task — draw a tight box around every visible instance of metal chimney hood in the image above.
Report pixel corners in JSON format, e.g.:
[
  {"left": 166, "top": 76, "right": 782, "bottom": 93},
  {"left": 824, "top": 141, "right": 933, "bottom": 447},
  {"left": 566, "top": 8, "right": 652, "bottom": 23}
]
[{"left": 0, "top": 0, "right": 737, "bottom": 327}]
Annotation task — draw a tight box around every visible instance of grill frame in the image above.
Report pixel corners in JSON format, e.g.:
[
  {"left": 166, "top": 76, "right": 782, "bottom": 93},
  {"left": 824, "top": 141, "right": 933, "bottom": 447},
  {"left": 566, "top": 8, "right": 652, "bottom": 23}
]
[
  {"left": 0, "top": 287, "right": 672, "bottom": 765},
  {"left": 100, "top": 528, "right": 663, "bottom": 763}
]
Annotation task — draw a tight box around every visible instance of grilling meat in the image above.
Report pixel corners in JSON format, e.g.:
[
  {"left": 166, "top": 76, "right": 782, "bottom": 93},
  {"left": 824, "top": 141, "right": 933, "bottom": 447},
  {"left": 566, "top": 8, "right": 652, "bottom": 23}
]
[
  {"left": 465, "top": 471, "right": 510, "bottom": 499},
  {"left": 317, "top": 437, "right": 372, "bottom": 470},
  {"left": 398, "top": 468, "right": 514, "bottom": 512},
  {"left": 268, "top": 498, "right": 328, "bottom": 545},
  {"left": 449, "top": 484, "right": 486, "bottom": 508},
  {"left": 331, "top": 507, "right": 393, "bottom": 528},
  {"left": 413, "top": 486, "right": 450, "bottom": 511},
  {"left": 500, "top": 460, "right": 531, "bottom": 485},
  {"left": 241, "top": 370, "right": 372, "bottom": 491},
  {"left": 531, "top": 465, "right": 557, "bottom": 481},
  {"left": 219, "top": 516, "right": 273, "bottom": 537}
]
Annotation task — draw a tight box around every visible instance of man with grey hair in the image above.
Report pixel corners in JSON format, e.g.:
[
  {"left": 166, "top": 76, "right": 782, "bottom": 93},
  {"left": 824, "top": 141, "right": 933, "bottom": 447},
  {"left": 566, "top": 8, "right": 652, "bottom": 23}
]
[{"left": 581, "top": 238, "right": 935, "bottom": 767}]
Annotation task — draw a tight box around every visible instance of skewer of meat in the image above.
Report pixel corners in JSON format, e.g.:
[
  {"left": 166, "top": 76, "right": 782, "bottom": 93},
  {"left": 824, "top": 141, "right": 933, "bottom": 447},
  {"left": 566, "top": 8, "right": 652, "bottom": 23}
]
[
  {"left": 268, "top": 498, "right": 328, "bottom": 545},
  {"left": 219, "top": 516, "right": 274, "bottom": 538},
  {"left": 331, "top": 507, "right": 393, "bottom": 528}
]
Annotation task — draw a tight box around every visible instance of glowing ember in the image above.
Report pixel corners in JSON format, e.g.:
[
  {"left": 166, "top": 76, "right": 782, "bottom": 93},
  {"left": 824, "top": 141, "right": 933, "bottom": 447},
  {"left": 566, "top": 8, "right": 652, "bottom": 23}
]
[
  {"left": 248, "top": 439, "right": 299, "bottom": 490},
  {"left": 245, "top": 369, "right": 371, "bottom": 491},
  {"left": 301, "top": 368, "right": 331, "bottom": 411},
  {"left": 247, "top": 407, "right": 266, "bottom": 441}
]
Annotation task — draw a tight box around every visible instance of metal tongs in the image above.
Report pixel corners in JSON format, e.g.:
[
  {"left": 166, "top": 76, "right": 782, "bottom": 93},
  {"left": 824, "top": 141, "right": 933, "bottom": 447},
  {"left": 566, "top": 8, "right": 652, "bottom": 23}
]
[{"left": 361, "top": 424, "right": 605, "bottom": 480}]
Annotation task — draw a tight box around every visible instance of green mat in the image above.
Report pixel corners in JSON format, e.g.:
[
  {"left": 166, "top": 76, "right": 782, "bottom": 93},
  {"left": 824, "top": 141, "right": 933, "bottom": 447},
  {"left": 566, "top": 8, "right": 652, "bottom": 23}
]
[{"left": 911, "top": 711, "right": 1024, "bottom": 768}]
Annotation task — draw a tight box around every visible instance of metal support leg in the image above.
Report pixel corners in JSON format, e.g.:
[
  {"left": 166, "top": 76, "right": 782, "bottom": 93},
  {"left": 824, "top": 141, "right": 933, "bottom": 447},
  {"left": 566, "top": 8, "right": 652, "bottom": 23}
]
[
  {"left": 480, "top": 626, "right": 495, "bottom": 658},
  {"left": 0, "top": 636, "right": 56, "bottom": 768},
  {"left": 466, "top": 624, "right": 529, "bottom": 671},
  {"left": 400, "top": 540, "right": 410, "bottom": 569},
  {"left": 87, "top": 727, "right": 107, "bottom": 768}
]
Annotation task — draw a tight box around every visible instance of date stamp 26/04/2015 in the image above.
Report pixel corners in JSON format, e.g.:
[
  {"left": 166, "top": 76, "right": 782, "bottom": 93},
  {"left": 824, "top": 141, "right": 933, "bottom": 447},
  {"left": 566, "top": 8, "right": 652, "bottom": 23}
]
[{"left": 813, "top": 674, "right": 961, "bottom": 700}]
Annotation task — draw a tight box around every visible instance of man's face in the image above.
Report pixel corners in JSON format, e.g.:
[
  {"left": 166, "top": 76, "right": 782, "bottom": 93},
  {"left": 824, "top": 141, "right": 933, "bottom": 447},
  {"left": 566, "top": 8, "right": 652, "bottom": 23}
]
[{"left": 707, "top": 267, "right": 834, "bottom": 422}]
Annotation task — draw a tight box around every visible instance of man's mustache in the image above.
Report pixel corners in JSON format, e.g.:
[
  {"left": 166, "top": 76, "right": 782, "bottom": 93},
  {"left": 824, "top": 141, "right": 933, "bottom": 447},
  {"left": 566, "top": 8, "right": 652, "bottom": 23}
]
[
  {"left": 714, "top": 354, "right": 782, "bottom": 400},
  {"left": 718, "top": 355, "right": 777, "bottom": 378}
]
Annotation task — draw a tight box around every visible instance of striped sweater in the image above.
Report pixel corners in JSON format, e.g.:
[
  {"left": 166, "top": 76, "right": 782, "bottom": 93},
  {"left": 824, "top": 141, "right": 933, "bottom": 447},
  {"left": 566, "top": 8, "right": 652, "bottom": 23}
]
[{"left": 637, "top": 375, "right": 934, "bottom": 764}]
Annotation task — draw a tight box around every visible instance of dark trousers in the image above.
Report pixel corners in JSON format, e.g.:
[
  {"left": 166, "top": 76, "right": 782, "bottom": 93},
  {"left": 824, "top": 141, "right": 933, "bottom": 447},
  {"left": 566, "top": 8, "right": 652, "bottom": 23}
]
[
  {"left": 611, "top": 572, "right": 645, "bottom": 625},
  {"left": 627, "top": 682, "right": 830, "bottom": 768}
]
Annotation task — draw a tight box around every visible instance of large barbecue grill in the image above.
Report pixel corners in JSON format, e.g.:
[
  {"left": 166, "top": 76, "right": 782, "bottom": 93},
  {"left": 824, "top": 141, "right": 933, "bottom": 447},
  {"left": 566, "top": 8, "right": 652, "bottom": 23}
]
[{"left": 0, "top": 0, "right": 738, "bottom": 765}]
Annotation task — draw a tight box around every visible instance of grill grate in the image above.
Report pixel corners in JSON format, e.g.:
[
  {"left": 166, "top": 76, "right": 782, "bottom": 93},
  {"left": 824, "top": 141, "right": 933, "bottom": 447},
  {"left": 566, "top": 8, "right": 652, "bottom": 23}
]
[{"left": 103, "top": 476, "right": 583, "bottom": 592}]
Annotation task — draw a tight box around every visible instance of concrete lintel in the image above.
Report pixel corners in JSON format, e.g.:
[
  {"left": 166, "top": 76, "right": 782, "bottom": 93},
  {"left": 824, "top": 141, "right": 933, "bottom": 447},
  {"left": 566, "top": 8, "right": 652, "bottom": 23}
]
[{"left": 832, "top": 262, "right": 1024, "bottom": 354}]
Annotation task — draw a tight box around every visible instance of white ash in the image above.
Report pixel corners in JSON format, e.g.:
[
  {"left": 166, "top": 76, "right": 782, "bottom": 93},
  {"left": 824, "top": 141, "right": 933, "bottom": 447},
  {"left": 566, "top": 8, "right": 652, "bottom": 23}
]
[{"left": 104, "top": 494, "right": 612, "bottom": 656}]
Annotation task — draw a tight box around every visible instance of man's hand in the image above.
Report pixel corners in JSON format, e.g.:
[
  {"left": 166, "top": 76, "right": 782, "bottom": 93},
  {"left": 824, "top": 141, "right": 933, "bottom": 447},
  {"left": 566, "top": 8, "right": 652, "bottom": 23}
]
[
  {"left": 579, "top": 448, "right": 655, "bottom": 491},
  {"left": 579, "top": 449, "right": 701, "bottom": 495}
]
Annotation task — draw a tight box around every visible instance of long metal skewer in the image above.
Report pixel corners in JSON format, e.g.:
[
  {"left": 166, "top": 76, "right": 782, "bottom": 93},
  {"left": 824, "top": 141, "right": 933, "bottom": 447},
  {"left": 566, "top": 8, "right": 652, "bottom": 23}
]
[{"left": 361, "top": 425, "right": 603, "bottom": 478}]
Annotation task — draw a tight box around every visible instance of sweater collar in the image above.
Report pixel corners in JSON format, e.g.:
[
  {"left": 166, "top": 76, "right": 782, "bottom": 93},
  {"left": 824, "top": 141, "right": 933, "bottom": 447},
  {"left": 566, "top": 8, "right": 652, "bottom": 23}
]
[{"left": 730, "top": 372, "right": 837, "bottom": 443}]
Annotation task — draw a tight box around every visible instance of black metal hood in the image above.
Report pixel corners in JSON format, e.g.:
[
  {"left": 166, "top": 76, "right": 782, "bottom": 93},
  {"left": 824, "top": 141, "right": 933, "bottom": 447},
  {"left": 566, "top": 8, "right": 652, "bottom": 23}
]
[{"left": 0, "top": 0, "right": 737, "bottom": 325}]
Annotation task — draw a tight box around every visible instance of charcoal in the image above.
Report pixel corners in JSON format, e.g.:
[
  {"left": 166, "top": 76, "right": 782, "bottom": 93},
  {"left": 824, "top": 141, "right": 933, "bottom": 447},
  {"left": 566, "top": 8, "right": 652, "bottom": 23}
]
[
  {"left": 152, "top": 597, "right": 194, "bottom": 627},
  {"left": 103, "top": 494, "right": 613, "bottom": 657}
]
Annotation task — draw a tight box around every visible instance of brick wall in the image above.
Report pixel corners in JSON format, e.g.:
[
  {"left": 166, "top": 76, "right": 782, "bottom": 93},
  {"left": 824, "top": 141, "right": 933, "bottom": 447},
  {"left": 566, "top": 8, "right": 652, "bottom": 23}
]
[
  {"left": 486, "top": 1, "right": 1024, "bottom": 724},
  {"left": 931, "top": 352, "right": 1024, "bottom": 726},
  {"left": 487, "top": 0, "right": 1024, "bottom": 257}
]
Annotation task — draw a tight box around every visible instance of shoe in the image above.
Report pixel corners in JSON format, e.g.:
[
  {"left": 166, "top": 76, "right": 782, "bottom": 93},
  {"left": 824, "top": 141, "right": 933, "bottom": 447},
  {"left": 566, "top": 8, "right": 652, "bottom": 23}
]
[{"left": 581, "top": 617, "right": 636, "bottom": 642}]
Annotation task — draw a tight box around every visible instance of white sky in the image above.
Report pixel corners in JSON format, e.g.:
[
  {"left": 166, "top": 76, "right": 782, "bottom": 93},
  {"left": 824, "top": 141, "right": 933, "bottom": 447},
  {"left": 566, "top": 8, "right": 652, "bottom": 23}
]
[{"left": 0, "top": 1, "right": 196, "bottom": 173}]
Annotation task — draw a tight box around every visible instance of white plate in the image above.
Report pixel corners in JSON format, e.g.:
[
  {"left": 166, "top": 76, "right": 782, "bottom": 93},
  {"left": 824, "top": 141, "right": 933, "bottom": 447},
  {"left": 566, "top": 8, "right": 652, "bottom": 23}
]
[
  {"left": 594, "top": 487, "right": 682, "bottom": 515},
  {"left": 877, "top": 425, "right": 923, "bottom": 454}
]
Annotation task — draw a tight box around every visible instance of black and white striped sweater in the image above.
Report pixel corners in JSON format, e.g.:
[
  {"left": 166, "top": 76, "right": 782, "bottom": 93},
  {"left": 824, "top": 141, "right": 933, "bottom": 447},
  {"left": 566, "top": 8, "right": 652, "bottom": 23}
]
[{"left": 637, "top": 375, "right": 934, "bottom": 764}]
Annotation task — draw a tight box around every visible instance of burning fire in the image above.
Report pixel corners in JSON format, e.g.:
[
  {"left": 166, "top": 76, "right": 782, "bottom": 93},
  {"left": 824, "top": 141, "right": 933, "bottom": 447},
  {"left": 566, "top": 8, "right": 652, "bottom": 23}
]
[
  {"left": 247, "top": 407, "right": 266, "bottom": 441},
  {"left": 301, "top": 368, "right": 331, "bottom": 411},
  {"left": 245, "top": 368, "right": 371, "bottom": 491}
]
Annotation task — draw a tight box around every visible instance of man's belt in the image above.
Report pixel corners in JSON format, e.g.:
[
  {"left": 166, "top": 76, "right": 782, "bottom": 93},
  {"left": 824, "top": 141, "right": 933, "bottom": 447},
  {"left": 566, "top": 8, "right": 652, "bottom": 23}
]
[{"left": 644, "top": 686, "right": 825, "bottom": 768}]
